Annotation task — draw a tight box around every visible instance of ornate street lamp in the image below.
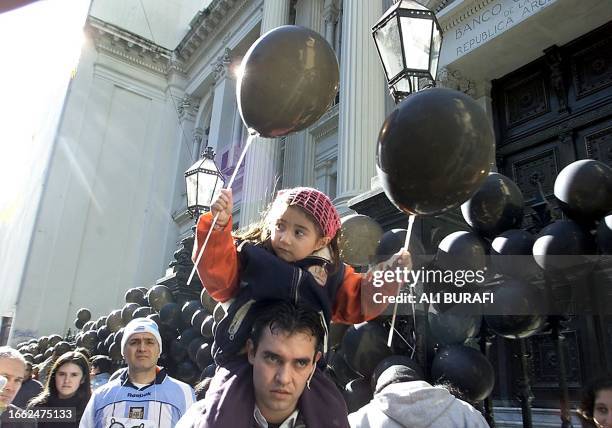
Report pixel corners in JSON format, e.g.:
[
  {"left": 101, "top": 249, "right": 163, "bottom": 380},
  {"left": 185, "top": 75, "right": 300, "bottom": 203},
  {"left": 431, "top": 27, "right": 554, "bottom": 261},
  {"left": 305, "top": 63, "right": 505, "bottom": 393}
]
[
  {"left": 184, "top": 146, "right": 225, "bottom": 218},
  {"left": 372, "top": 0, "right": 442, "bottom": 103}
]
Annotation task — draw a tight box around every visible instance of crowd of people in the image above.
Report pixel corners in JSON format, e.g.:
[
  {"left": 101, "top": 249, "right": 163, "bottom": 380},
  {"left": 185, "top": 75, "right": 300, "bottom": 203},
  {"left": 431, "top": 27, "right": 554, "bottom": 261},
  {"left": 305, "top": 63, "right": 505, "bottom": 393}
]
[{"left": 0, "top": 186, "right": 609, "bottom": 427}]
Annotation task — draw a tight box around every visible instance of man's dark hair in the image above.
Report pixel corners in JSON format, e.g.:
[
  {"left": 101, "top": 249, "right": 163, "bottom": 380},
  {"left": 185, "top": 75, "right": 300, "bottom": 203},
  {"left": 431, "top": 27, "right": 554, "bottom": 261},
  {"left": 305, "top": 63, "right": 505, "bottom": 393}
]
[
  {"left": 91, "top": 355, "right": 112, "bottom": 374},
  {"left": 250, "top": 301, "right": 325, "bottom": 360}
]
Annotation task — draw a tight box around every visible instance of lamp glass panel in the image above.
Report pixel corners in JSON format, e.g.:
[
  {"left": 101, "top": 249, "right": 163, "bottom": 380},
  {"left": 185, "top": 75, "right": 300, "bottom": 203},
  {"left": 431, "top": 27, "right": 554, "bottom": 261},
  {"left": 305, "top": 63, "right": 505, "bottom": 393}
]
[
  {"left": 196, "top": 173, "right": 218, "bottom": 207},
  {"left": 374, "top": 16, "right": 403, "bottom": 81},
  {"left": 430, "top": 23, "right": 442, "bottom": 79},
  {"left": 186, "top": 173, "right": 198, "bottom": 208},
  {"left": 400, "top": 16, "right": 431, "bottom": 72}
]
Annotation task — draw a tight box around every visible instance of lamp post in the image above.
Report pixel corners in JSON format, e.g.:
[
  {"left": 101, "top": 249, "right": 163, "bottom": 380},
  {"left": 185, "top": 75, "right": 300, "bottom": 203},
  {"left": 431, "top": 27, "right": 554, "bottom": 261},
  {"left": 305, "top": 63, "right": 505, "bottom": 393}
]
[
  {"left": 371, "top": 0, "right": 442, "bottom": 103},
  {"left": 184, "top": 146, "right": 225, "bottom": 219}
]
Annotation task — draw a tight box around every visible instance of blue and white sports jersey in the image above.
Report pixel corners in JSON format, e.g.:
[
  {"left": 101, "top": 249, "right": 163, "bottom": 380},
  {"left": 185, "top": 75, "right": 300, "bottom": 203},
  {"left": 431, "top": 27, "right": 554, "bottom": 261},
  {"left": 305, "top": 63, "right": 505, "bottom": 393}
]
[{"left": 79, "top": 367, "right": 195, "bottom": 428}]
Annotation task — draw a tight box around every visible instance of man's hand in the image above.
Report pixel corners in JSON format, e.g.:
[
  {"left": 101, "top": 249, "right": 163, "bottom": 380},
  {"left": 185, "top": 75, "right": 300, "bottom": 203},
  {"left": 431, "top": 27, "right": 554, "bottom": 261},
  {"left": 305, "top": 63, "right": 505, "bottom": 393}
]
[{"left": 211, "top": 189, "right": 232, "bottom": 228}]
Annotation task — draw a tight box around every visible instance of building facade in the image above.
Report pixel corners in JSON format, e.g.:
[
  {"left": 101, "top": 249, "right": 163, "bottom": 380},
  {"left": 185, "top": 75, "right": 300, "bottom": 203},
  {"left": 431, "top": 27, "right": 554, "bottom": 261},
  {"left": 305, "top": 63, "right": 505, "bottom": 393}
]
[{"left": 5, "top": 0, "right": 611, "bottom": 425}]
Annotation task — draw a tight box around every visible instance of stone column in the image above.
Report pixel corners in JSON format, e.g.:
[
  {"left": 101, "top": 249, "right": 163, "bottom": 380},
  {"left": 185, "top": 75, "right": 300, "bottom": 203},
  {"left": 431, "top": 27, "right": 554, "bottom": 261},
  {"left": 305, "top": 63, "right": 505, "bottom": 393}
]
[
  {"left": 207, "top": 48, "right": 236, "bottom": 155},
  {"left": 295, "top": 0, "right": 323, "bottom": 34},
  {"left": 239, "top": 0, "right": 290, "bottom": 227},
  {"left": 282, "top": 0, "right": 323, "bottom": 188},
  {"left": 282, "top": 132, "right": 316, "bottom": 188},
  {"left": 323, "top": 0, "right": 339, "bottom": 48},
  {"left": 334, "top": 0, "right": 386, "bottom": 215}
]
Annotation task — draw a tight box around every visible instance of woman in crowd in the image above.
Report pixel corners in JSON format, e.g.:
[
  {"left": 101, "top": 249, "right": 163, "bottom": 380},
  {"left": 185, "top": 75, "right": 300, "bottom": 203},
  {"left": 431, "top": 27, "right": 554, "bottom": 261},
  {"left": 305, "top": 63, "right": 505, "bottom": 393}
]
[
  {"left": 28, "top": 351, "right": 92, "bottom": 427},
  {"left": 579, "top": 373, "right": 612, "bottom": 428}
]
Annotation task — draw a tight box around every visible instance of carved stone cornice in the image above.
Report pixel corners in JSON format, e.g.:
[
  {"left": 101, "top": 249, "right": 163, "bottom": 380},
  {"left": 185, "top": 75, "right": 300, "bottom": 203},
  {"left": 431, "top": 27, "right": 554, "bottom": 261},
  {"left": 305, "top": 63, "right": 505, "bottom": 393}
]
[
  {"left": 437, "top": 66, "right": 476, "bottom": 97},
  {"left": 177, "top": 0, "right": 250, "bottom": 61},
  {"left": 86, "top": 16, "right": 185, "bottom": 76},
  {"left": 212, "top": 48, "right": 233, "bottom": 82},
  {"left": 309, "top": 103, "right": 339, "bottom": 140},
  {"left": 177, "top": 95, "right": 200, "bottom": 121},
  {"left": 437, "top": 0, "right": 497, "bottom": 32}
]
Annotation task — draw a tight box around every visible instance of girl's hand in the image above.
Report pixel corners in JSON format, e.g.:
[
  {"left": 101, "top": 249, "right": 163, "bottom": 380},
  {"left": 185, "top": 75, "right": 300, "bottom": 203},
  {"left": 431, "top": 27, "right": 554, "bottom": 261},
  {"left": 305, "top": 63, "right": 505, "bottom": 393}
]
[
  {"left": 379, "top": 249, "right": 412, "bottom": 272},
  {"left": 211, "top": 189, "right": 232, "bottom": 228}
]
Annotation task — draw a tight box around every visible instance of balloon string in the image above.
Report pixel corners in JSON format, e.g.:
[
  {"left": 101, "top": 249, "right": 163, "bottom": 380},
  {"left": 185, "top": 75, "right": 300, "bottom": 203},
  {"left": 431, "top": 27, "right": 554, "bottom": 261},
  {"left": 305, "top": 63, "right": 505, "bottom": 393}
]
[
  {"left": 187, "top": 135, "right": 256, "bottom": 286},
  {"left": 387, "top": 214, "right": 416, "bottom": 348}
]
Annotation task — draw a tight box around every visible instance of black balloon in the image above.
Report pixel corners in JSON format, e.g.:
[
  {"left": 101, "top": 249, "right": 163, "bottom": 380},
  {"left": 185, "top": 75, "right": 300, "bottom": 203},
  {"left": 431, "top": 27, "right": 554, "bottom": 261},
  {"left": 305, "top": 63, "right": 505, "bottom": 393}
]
[
  {"left": 200, "top": 289, "right": 217, "bottom": 314},
  {"left": 597, "top": 215, "right": 612, "bottom": 254},
  {"left": 483, "top": 278, "right": 546, "bottom": 339},
  {"left": 106, "top": 310, "right": 124, "bottom": 333},
  {"left": 125, "top": 288, "right": 147, "bottom": 306},
  {"left": 196, "top": 343, "right": 213, "bottom": 371},
  {"left": 342, "top": 322, "right": 393, "bottom": 378},
  {"left": 237, "top": 25, "right": 339, "bottom": 138},
  {"left": 108, "top": 342, "right": 122, "bottom": 361},
  {"left": 436, "top": 231, "right": 488, "bottom": 273},
  {"left": 148, "top": 285, "right": 174, "bottom": 312},
  {"left": 82, "top": 331, "right": 98, "bottom": 350},
  {"left": 48, "top": 335, "right": 62, "bottom": 347},
  {"left": 428, "top": 305, "right": 481, "bottom": 346},
  {"left": 132, "top": 306, "right": 153, "bottom": 319},
  {"left": 202, "top": 363, "right": 216, "bottom": 379},
  {"left": 159, "top": 303, "right": 182, "bottom": 330},
  {"left": 491, "top": 229, "right": 539, "bottom": 280},
  {"left": 461, "top": 172, "right": 524, "bottom": 238},
  {"left": 191, "top": 309, "right": 207, "bottom": 329},
  {"left": 181, "top": 300, "right": 203, "bottom": 326},
  {"left": 178, "top": 328, "right": 200, "bottom": 348},
  {"left": 200, "top": 315, "right": 214, "bottom": 339},
  {"left": 343, "top": 378, "right": 373, "bottom": 414},
  {"left": 121, "top": 303, "right": 140, "bottom": 325},
  {"left": 328, "top": 350, "right": 360, "bottom": 388},
  {"left": 74, "top": 318, "right": 85, "bottom": 330},
  {"left": 176, "top": 361, "right": 198, "bottom": 384},
  {"left": 170, "top": 339, "right": 187, "bottom": 362},
  {"left": 376, "top": 88, "right": 494, "bottom": 216},
  {"left": 329, "top": 323, "right": 350, "bottom": 350},
  {"left": 83, "top": 321, "right": 95, "bottom": 332},
  {"left": 431, "top": 345, "right": 495, "bottom": 402},
  {"left": 147, "top": 313, "right": 161, "bottom": 326},
  {"left": 187, "top": 337, "right": 207, "bottom": 362},
  {"left": 53, "top": 341, "right": 72, "bottom": 357},
  {"left": 77, "top": 308, "right": 91, "bottom": 322},
  {"left": 532, "top": 220, "right": 598, "bottom": 274},
  {"left": 554, "top": 159, "right": 612, "bottom": 221},
  {"left": 97, "top": 326, "right": 111, "bottom": 343}
]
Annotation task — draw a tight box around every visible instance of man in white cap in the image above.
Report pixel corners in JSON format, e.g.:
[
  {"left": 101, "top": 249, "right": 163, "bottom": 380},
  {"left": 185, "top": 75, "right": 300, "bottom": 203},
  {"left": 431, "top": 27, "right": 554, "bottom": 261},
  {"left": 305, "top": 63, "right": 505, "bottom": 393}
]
[{"left": 79, "top": 318, "right": 195, "bottom": 428}]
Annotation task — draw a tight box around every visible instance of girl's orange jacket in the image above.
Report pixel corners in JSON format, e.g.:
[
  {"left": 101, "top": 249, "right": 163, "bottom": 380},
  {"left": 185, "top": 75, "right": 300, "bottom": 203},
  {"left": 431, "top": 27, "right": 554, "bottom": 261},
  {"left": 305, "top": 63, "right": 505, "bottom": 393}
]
[{"left": 193, "top": 212, "right": 400, "bottom": 324}]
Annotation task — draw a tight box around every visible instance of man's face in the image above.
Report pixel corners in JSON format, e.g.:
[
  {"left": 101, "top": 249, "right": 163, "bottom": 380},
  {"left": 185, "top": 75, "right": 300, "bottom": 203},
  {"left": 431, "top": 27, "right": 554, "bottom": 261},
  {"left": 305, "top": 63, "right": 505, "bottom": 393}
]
[
  {"left": 247, "top": 327, "right": 321, "bottom": 424},
  {"left": 0, "top": 358, "right": 25, "bottom": 406},
  {"left": 123, "top": 333, "right": 160, "bottom": 372}
]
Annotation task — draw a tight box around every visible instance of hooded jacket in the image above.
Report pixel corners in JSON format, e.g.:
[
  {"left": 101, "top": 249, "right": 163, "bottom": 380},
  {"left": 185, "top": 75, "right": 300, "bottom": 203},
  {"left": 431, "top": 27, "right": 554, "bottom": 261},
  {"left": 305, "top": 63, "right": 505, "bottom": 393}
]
[{"left": 348, "top": 381, "right": 489, "bottom": 428}]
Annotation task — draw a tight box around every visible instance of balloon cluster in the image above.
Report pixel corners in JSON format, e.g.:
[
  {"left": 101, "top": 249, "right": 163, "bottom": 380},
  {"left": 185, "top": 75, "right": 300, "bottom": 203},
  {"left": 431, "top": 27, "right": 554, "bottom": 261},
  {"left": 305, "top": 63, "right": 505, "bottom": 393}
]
[{"left": 16, "top": 285, "right": 220, "bottom": 386}]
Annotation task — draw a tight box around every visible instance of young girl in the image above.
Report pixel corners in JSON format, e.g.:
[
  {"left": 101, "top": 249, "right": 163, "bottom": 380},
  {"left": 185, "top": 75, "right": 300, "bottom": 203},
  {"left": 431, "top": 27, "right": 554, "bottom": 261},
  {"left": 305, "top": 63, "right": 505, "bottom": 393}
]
[
  {"left": 192, "top": 186, "right": 408, "bottom": 427},
  {"left": 28, "top": 351, "right": 92, "bottom": 428}
]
